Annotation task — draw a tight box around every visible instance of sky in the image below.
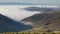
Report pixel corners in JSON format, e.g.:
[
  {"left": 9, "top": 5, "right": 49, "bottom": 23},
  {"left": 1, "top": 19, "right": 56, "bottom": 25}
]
[{"left": 0, "top": 0, "right": 60, "bottom": 5}]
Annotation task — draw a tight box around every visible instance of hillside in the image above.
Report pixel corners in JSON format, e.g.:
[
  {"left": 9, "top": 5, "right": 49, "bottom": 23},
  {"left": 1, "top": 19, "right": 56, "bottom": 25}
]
[
  {"left": 0, "top": 14, "right": 32, "bottom": 32},
  {"left": 21, "top": 11, "right": 60, "bottom": 32}
]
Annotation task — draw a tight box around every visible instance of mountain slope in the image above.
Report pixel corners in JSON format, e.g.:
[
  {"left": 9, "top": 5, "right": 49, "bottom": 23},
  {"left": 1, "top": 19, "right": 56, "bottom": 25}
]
[
  {"left": 22, "top": 11, "right": 60, "bottom": 32},
  {"left": 0, "top": 14, "right": 32, "bottom": 32}
]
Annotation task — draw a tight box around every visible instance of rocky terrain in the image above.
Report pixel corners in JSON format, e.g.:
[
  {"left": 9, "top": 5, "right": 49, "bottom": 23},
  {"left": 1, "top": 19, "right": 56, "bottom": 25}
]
[{"left": 21, "top": 11, "right": 60, "bottom": 32}]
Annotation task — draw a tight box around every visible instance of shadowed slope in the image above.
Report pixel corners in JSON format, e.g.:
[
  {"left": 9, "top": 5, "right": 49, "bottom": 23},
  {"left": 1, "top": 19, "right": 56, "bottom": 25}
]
[{"left": 0, "top": 14, "right": 32, "bottom": 32}]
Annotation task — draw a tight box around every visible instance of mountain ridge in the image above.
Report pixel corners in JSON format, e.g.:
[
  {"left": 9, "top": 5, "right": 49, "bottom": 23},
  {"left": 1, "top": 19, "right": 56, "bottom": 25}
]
[{"left": 21, "top": 11, "right": 60, "bottom": 32}]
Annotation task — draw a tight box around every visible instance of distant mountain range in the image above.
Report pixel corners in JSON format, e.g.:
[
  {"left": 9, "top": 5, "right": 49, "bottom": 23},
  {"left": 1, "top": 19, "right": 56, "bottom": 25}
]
[
  {"left": 0, "top": 14, "right": 32, "bottom": 32},
  {"left": 23, "top": 6, "right": 60, "bottom": 12}
]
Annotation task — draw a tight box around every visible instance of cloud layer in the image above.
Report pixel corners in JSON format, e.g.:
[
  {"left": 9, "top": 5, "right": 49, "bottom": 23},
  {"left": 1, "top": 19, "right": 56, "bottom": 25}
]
[{"left": 0, "top": 5, "right": 40, "bottom": 22}]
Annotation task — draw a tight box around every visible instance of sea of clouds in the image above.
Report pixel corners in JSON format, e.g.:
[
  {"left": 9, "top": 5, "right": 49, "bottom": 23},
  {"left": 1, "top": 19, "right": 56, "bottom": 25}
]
[{"left": 0, "top": 5, "right": 59, "bottom": 23}]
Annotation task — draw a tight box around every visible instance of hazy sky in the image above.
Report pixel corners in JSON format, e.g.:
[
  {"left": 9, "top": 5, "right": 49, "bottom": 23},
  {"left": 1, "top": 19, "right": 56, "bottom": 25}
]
[
  {"left": 0, "top": 0, "right": 59, "bottom": 3},
  {"left": 0, "top": 0, "right": 60, "bottom": 5}
]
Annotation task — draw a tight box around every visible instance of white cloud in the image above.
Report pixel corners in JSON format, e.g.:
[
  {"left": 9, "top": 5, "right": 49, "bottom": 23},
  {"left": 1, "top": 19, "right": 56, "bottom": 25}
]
[{"left": 0, "top": 5, "right": 40, "bottom": 22}]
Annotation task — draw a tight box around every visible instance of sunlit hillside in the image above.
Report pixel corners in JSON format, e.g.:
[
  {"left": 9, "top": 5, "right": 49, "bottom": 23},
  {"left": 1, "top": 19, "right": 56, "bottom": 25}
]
[{"left": 22, "top": 11, "right": 60, "bottom": 32}]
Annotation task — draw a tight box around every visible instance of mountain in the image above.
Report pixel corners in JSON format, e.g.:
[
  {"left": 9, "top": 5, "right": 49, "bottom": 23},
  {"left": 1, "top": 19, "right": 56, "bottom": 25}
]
[
  {"left": 21, "top": 11, "right": 60, "bottom": 32},
  {"left": 0, "top": 14, "right": 32, "bottom": 32},
  {"left": 23, "top": 6, "right": 60, "bottom": 12}
]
